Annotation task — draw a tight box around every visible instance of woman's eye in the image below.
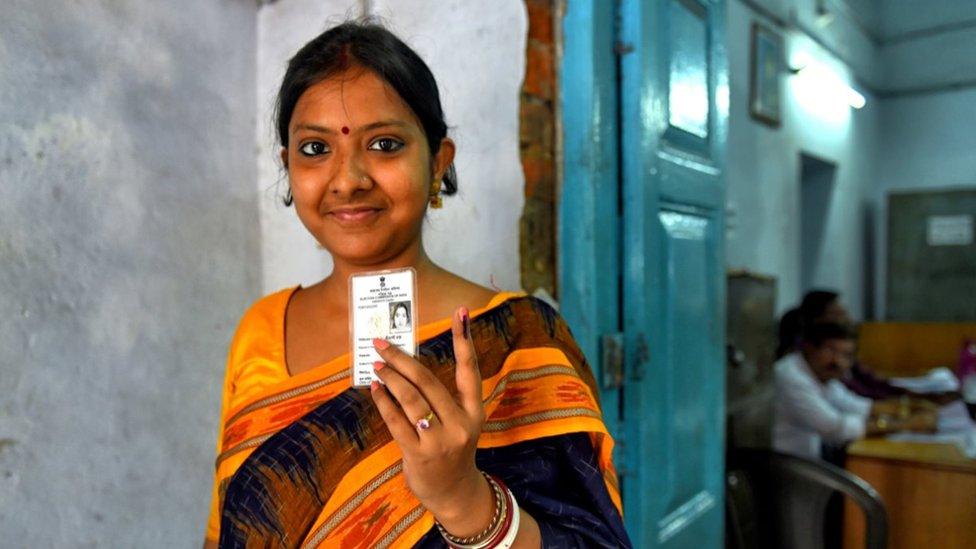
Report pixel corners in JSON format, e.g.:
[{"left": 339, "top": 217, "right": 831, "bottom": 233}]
[
  {"left": 368, "top": 138, "right": 404, "bottom": 153},
  {"left": 298, "top": 141, "right": 329, "bottom": 156}
]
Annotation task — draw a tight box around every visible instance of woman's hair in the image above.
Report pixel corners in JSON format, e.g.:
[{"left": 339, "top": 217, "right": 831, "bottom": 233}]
[
  {"left": 775, "top": 307, "right": 802, "bottom": 359},
  {"left": 799, "top": 290, "right": 839, "bottom": 323},
  {"left": 275, "top": 20, "right": 458, "bottom": 205},
  {"left": 776, "top": 290, "right": 842, "bottom": 358}
]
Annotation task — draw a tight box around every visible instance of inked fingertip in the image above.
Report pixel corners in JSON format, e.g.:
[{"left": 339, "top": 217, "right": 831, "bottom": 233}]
[{"left": 461, "top": 309, "right": 471, "bottom": 339}]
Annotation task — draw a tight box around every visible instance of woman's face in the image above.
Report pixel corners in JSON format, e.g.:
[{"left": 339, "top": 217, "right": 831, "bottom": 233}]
[
  {"left": 284, "top": 67, "right": 454, "bottom": 265},
  {"left": 393, "top": 306, "right": 409, "bottom": 329}
]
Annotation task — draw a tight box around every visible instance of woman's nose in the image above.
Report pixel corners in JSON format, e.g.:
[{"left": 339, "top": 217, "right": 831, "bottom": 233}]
[{"left": 330, "top": 151, "right": 373, "bottom": 196}]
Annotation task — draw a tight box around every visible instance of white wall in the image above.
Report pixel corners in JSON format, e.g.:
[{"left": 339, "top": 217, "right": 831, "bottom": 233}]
[
  {"left": 257, "top": 0, "right": 527, "bottom": 294},
  {"left": 879, "top": 0, "right": 976, "bottom": 39},
  {"left": 872, "top": 87, "right": 976, "bottom": 317},
  {"left": 868, "top": 0, "right": 976, "bottom": 317},
  {"left": 875, "top": 88, "right": 976, "bottom": 205},
  {"left": 727, "top": 0, "right": 976, "bottom": 320},
  {"left": 880, "top": 25, "right": 976, "bottom": 91},
  {"left": 726, "top": 0, "right": 879, "bottom": 319},
  {"left": 735, "top": 0, "right": 882, "bottom": 85}
]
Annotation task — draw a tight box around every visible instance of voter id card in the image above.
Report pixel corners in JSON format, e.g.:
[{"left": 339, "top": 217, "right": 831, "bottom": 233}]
[{"left": 349, "top": 268, "right": 418, "bottom": 387}]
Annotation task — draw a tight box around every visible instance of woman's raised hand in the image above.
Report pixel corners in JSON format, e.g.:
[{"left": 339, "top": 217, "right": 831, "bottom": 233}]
[{"left": 369, "top": 306, "right": 493, "bottom": 534}]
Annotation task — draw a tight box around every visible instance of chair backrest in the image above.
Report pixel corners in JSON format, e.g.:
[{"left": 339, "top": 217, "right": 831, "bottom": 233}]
[{"left": 726, "top": 448, "right": 888, "bottom": 549}]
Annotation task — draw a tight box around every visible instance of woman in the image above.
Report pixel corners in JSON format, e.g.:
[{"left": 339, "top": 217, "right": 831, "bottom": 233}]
[{"left": 204, "top": 21, "right": 629, "bottom": 548}]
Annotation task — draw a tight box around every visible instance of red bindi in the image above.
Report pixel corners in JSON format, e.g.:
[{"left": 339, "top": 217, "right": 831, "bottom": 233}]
[{"left": 341, "top": 126, "right": 350, "bottom": 135}]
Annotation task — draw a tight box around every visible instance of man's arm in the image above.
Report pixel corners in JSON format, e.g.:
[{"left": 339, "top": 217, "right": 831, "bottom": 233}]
[{"left": 778, "top": 369, "right": 867, "bottom": 444}]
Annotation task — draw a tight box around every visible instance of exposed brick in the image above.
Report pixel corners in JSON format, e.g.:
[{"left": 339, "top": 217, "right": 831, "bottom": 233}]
[
  {"left": 521, "top": 155, "right": 554, "bottom": 200},
  {"left": 519, "top": 196, "right": 556, "bottom": 296},
  {"left": 525, "top": 0, "right": 554, "bottom": 45},
  {"left": 519, "top": 0, "right": 557, "bottom": 296},
  {"left": 520, "top": 99, "right": 554, "bottom": 152},
  {"left": 523, "top": 41, "right": 554, "bottom": 101}
]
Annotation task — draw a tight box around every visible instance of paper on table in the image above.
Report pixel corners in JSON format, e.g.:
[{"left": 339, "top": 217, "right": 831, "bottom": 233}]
[
  {"left": 889, "top": 367, "right": 960, "bottom": 393},
  {"left": 886, "top": 400, "right": 976, "bottom": 459}
]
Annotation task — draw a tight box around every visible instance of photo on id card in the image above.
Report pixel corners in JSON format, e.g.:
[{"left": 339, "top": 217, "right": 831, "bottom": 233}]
[{"left": 349, "top": 268, "right": 417, "bottom": 387}]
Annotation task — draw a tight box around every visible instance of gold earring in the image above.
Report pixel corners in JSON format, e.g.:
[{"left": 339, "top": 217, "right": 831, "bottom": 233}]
[{"left": 430, "top": 179, "right": 443, "bottom": 209}]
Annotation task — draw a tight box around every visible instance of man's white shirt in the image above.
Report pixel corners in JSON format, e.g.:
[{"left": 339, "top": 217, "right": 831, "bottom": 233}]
[{"left": 773, "top": 352, "right": 872, "bottom": 458}]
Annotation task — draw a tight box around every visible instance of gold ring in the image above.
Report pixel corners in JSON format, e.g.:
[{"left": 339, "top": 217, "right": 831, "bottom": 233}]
[{"left": 415, "top": 410, "right": 435, "bottom": 431}]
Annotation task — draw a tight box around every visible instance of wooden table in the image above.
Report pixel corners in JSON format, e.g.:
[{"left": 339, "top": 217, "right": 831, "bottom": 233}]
[{"left": 843, "top": 439, "right": 976, "bottom": 549}]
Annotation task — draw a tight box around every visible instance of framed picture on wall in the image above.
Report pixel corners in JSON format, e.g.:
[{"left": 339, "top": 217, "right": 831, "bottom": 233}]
[{"left": 749, "top": 22, "right": 782, "bottom": 127}]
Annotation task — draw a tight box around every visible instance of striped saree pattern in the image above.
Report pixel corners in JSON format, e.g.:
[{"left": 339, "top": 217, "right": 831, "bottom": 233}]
[{"left": 210, "top": 292, "right": 629, "bottom": 548}]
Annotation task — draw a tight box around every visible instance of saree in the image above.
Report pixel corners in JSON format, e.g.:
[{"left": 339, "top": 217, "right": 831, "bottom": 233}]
[{"left": 206, "top": 287, "right": 630, "bottom": 548}]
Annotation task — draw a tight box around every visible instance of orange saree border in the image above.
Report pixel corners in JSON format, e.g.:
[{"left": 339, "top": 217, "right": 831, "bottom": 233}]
[{"left": 296, "top": 346, "right": 621, "bottom": 547}]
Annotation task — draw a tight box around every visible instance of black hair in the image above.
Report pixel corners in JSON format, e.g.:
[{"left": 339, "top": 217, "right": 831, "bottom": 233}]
[
  {"left": 274, "top": 20, "right": 457, "bottom": 205},
  {"left": 776, "top": 307, "right": 802, "bottom": 359},
  {"left": 802, "top": 321, "right": 855, "bottom": 348},
  {"left": 799, "top": 290, "right": 840, "bottom": 323}
]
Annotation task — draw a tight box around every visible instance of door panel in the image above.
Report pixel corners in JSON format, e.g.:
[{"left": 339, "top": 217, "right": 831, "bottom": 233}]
[
  {"left": 620, "top": 0, "right": 726, "bottom": 545},
  {"left": 561, "top": 0, "right": 727, "bottom": 546},
  {"left": 558, "top": 0, "right": 625, "bottom": 474},
  {"left": 662, "top": 209, "right": 711, "bottom": 505},
  {"left": 658, "top": 207, "right": 724, "bottom": 535},
  {"left": 887, "top": 189, "right": 976, "bottom": 321},
  {"left": 667, "top": 0, "right": 711, "bottom": 141}
]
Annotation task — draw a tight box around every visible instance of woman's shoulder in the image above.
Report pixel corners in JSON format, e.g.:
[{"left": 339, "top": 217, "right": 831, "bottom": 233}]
[
  {"left": 482, "top": 292, "right": 569, "bottom": 344},
  {"left": 435, "top": 273, "right": 497, "bottom": 309},
  {"left": 498, "top": 292, "right": 560, "bottom": 319},
  {"left": 225, "top": 286, "right": 298, "bottom": 366},
  {"left": 236, "top": 286, "right": 297, "bottom": 333},
  {"left": 481, "top": 293, "right": 597, "bottom": 385}
]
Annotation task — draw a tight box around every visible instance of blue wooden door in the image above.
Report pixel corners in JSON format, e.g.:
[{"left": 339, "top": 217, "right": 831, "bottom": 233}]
[{"left": 561, "top": 1, "right": 727, "bottom": 546}]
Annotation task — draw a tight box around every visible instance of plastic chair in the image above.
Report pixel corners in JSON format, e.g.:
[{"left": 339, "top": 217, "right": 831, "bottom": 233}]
[{"left": 725, "top": 448, "right": 888, "bottom": 549}]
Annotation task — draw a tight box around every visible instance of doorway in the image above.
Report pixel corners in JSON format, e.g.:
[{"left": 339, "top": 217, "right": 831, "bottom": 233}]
[{"left": 799, "top": 153, "right": 838, "bottom": 292}]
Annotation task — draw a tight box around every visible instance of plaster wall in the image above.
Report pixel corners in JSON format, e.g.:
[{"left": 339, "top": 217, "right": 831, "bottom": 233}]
[
  {"left": 738, "top": 0, "right": 881, "bottom": 86},
  {"left": 0, "top": 0, "right": 259, "bottom": 545},
  {"left": 256, "top": 0, "right": 527, "bottom": 294},
  {"left": 879, "top": 0, "right": 976, "bottom": 38},
  {"left": 880, "top": 24, "right": 976, "bottom": 91},
  {"left": 726, "top": 0, "right": 880, "bottom": 318},
  {"left": 788, "top": 0, "right": 976, "bottom": 93},
  {"left": 872, "top": 87, "right": 976, "bottom": 318}
]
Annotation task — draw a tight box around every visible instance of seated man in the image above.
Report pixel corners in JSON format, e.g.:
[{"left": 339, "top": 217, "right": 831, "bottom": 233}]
[
  {"left": 773, "top": 322, "right": 937, "bottom": 459},
  {"left": 776, "top": 290, "right": 847, "bottom": 360},
  {"left": 778, "top": 289, "right": 959, "bottom": 404}
]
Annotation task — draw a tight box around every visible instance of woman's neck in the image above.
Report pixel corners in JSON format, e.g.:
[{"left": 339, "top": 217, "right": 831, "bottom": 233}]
[{"left": 318, "top": 242, "right": 444, "bottom": 311}]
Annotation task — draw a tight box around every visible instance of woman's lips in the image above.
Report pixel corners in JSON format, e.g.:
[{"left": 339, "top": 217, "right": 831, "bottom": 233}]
[{"left": 329, "top": 207, "right": 381, "bottom": 225}]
